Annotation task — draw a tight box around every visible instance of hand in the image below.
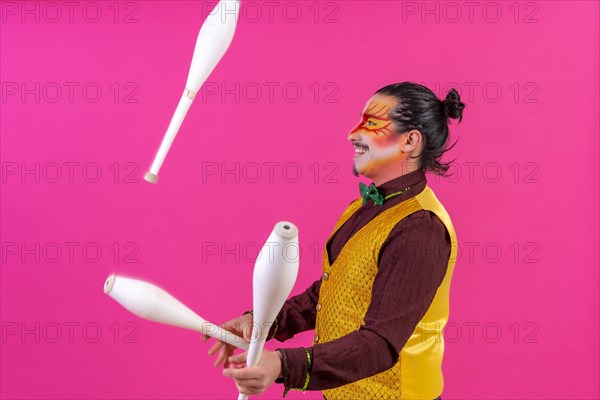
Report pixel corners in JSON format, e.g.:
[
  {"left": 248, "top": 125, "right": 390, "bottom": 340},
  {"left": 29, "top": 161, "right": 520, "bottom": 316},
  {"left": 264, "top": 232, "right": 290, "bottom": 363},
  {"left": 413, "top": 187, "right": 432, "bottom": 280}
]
[
  {"left": 223, "top": 349, "right": 283, "bottom": 395},
  {"left": 202, "top": 313, "right": 253, "bottom": 368}
]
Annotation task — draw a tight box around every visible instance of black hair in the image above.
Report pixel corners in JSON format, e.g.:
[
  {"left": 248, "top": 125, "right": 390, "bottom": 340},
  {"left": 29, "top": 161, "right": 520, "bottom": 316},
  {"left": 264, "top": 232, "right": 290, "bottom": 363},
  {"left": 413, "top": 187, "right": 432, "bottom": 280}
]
[{"left": 375, "top": 82, "right": 465, "bottom": 176}]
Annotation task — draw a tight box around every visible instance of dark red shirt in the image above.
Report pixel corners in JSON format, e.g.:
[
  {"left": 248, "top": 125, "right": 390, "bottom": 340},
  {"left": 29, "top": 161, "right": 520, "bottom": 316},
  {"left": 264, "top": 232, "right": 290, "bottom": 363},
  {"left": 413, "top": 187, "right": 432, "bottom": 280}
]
[{"left": 272, "top": 168, "right": 452, "bottom": 395}]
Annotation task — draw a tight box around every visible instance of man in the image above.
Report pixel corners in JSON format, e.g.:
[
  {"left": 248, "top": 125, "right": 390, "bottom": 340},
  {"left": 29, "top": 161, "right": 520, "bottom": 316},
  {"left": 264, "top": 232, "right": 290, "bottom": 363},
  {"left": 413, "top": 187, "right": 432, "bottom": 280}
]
[{"left": 205, "top": 82, "right": 465, "bottom": 399}]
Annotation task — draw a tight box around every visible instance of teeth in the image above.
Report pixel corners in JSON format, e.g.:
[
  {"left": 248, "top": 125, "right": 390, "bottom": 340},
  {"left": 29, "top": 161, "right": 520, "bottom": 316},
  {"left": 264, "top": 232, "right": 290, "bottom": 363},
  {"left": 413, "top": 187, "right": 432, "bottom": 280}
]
[{"left": 354, "top": 147, "right": 367, "bottom": 154}]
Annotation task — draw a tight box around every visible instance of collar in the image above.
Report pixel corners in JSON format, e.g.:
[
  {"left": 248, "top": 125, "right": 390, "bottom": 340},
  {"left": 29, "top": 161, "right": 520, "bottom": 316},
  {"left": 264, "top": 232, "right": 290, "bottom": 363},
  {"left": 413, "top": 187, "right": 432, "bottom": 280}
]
[{"left": 375, "top": 167, "right": 426, "bottom": 197}]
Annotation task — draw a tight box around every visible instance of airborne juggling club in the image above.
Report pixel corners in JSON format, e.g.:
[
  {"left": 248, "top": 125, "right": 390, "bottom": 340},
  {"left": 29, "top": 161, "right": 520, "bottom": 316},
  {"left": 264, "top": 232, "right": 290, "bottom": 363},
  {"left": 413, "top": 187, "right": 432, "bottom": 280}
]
[{"left": 144, "top": 0, "right": 240, "bottom": 184}]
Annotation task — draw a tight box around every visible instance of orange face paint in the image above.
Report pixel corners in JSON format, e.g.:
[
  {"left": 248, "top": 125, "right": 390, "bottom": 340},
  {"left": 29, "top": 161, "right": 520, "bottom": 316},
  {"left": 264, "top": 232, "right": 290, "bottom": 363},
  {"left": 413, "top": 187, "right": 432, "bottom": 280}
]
[
  {"left": 349, "top": 95, "right": 409, "bottom": 180},
  {"left": 350, "top": 98, "right": 395, "bottom": 137}
]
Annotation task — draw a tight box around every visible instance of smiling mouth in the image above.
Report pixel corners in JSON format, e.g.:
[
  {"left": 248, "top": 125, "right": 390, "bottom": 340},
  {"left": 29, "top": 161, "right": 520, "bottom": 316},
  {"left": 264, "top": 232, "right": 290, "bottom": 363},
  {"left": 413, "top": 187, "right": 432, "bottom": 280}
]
[{"left": 353, "top": 144, "right": 369, "bottom": 157}]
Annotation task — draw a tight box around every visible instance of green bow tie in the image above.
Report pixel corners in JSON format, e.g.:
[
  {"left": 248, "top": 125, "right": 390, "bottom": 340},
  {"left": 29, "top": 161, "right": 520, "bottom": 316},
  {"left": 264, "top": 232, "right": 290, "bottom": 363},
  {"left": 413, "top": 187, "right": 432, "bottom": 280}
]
[{"left": 359, "top": 182, "right": 385, "bottom": 205}]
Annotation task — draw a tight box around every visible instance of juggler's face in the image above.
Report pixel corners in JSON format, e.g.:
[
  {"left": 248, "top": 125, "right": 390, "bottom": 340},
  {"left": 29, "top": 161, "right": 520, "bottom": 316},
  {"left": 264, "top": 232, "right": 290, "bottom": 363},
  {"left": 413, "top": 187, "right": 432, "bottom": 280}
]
[{"left": 348, "top": 94, "right": 409, "bottom": 180}]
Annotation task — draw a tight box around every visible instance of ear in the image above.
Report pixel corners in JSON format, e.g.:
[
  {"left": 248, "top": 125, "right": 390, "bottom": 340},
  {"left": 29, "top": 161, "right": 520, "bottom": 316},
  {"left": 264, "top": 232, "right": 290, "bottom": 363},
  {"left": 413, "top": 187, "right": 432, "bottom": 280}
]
[{"left": 401, "top": 129, "right": 422, "bottom": 152}]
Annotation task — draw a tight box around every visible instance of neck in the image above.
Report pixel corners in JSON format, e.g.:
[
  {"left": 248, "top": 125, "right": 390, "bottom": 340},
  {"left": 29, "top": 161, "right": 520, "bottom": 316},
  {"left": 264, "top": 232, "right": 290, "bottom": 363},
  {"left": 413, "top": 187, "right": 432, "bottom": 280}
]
[{"left": 370, "top": 162, "right": 421, "bottom": 186}]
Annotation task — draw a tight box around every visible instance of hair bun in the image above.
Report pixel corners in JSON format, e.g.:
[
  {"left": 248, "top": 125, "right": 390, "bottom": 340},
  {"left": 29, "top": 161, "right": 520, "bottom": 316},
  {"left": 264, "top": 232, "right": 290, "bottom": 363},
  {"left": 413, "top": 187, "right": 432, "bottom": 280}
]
[{"left": 442, "top": 88, "right": 465, "bottom": 122}]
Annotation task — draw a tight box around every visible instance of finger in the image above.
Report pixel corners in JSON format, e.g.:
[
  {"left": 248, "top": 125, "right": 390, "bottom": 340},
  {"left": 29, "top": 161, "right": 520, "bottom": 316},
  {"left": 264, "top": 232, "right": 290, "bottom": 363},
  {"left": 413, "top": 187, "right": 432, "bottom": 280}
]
[
  {"left": 229, "top": 351, "right": 248, "bottom": 365},
  {"left": 223, "top": 367, "right": 260, "bottom": 380},
  {"left": 201, "top": 334, "right": 208, "bottom": 343},
  {"left": 214, "top": 346, "right": 229, "bottom": 367},
  {"left": 242, "top": 324, "right": 253, "bottom": 341},
  {"left": 208, "top": 341, "right": 224, "bottom": 356},
  {"left": 234, "top": 382, "right": 252, "bottom": 396},
  {"left": 223, "top": 348, "right": 232, "bottom": 368},
  {"left": 235, "top": 378, "right": 265, "bottom": 395},
  {"left": 234, "top": 381, "right": 261, "bottom": 395}
]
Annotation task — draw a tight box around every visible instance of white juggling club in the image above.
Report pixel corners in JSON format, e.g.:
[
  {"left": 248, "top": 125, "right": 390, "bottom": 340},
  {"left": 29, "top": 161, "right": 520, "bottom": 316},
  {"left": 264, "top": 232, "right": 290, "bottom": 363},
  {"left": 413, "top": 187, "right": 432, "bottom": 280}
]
[
  {"left": 144, "top": 0, "right": 240, "bottom": 184},
  {"left": 238, "top": 222, "right": 300, "bottom": 400},
  {"left": 104, "top": 274, "right": 248, "bottom": 350}
]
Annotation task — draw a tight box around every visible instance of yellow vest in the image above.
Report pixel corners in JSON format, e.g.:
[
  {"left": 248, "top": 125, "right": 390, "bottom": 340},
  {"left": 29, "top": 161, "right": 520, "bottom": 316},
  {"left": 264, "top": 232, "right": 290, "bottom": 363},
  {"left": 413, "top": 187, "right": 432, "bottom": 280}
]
[{"left": 314, "top": 186, "right": 457, "bottom": 399}]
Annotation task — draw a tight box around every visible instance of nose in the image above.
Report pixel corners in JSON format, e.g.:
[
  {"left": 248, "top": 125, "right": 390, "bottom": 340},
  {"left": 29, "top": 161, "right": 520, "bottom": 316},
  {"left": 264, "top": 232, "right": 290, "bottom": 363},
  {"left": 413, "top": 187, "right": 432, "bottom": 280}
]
[{"left": 348, "top": 124, "right": 362, "bottom": 141}]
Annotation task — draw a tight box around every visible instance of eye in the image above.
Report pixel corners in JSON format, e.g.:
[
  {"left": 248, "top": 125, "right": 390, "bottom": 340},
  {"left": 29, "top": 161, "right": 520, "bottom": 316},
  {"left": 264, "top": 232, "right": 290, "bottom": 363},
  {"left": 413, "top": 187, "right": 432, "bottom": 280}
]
[{"left": 365, "top": 120, "right": 377, "bottom": 127}]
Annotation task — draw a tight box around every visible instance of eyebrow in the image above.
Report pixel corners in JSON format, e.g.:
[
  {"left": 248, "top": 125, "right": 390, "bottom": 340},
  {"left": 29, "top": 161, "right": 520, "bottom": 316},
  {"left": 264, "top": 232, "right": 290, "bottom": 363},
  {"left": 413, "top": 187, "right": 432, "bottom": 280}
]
[{"left": 361, "top": 112, "right": 391, "bottom": 120}]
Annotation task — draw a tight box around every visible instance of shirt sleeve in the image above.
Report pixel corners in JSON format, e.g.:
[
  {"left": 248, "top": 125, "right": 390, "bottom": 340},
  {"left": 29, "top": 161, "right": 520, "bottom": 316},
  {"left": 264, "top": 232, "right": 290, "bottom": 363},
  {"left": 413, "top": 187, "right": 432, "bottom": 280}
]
[
  {"left": 278, "top": 210, "right": 451, "bottom": 392},
  {"left": 267, "top": 278, "right": 321, "bottom": 342}
]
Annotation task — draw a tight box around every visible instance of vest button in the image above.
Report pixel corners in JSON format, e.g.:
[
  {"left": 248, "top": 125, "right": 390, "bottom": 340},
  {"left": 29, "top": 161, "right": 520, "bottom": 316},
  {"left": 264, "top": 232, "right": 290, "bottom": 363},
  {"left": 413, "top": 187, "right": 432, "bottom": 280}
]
[
  {"left": 314, "top": 334, "right": 319, "bottom": 343},
  {"left": 322, "top": 272, "right": 329, "bottom": 281},
  {"left": 316, "top": 303, "right": 321, "bottom": 311}
]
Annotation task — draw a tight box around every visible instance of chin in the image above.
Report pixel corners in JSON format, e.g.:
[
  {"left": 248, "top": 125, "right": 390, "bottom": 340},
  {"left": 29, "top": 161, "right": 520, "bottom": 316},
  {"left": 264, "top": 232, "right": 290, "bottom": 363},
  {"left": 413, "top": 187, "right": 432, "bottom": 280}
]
[
  {"left": 352, "top": 164, "right": 373, "bottom": 179},
  {"left": 352, "top": 164, "right": 367, "bottom": 177}
]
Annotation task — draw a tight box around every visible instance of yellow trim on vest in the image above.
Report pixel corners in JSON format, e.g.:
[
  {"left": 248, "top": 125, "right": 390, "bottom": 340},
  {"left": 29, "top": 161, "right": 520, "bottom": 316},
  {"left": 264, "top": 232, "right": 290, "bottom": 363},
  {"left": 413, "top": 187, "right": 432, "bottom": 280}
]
[{"left": 314, "top": 186, "right": 458, "bottom": 400}]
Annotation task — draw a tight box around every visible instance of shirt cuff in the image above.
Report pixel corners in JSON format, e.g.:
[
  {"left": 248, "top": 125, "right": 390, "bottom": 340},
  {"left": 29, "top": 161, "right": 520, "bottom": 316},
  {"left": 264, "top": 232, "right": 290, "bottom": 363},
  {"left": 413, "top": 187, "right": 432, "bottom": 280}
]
[
  {"left": 275, "top": 347, "right": 313, "bottom": 397},
  {"left": 243, "top": 310, "right": 278, "bottom": 341}
]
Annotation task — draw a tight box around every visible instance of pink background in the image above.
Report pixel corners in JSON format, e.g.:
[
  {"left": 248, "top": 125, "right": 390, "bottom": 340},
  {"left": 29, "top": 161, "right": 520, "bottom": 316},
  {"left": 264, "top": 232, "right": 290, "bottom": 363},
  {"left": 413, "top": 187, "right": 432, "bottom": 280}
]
[{"left": 1, "top": 1, "right": 599, "bottom": 399}]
